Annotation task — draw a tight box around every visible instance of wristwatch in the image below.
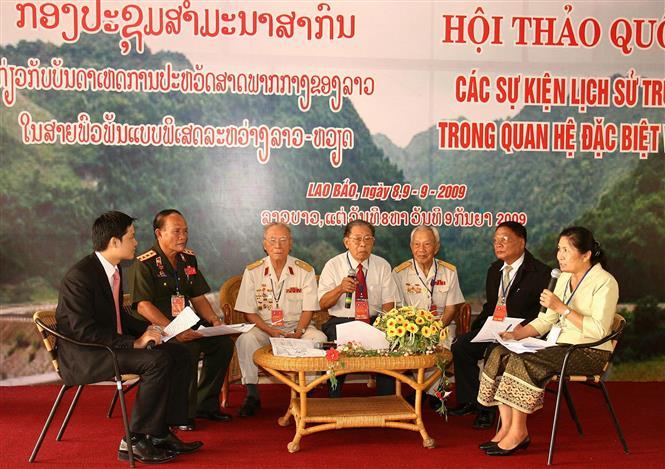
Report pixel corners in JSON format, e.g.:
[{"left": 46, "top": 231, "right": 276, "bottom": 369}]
[{"left": 561, "top": 308, "right": 572, "bottom": 318}]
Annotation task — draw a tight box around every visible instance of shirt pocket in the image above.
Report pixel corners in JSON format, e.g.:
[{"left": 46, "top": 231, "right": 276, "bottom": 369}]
[{"left": 368, "top": 284, "right": 381, "bottom": 309}]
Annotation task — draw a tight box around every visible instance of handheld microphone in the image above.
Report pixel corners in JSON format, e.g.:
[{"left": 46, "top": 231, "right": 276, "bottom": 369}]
[
  {"left": 344, "top": 268, "right": 357, "bottom": 309},
  {"left": 146, "top": 325, "right": 163, "bottom": 350},
  {"left": 539, "top": 268, "right": 562, "bottom": 313}
]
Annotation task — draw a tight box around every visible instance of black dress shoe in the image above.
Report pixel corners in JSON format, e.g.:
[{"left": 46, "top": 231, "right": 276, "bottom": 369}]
[
  {"left": 238, "top": 396, "right": 261, "bottom": 417},
  {"left": 150, "top": 431, "right": 203, "bottom": 455},
  {"left": 176, "top": 418, "right": 196, "bottom": 431},
  {"left": 447, "top": 402, "right": 477, "bottom": 416},
  {"left": 472, "top": 409, "right": 495, "bottom": 429},
  {"left": 196, "top": 409, "right": 233, "bottom": 422},
  {"left": 485, "top": 436, "right": 531, "bottom": 456},
  {"left": 479, "top": 440, "right": 500, "bottom": 451},
  {"left": 118, "top": 435, "right": 176, "bottom": 464}
]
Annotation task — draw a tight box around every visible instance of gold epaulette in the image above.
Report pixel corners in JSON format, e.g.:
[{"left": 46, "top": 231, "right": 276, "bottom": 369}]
[
  {"left": 247, "top": 259, "right": 264, "bottom": 270},
  {"left": 294, "top": 259, "right": 313, "bottom": 272},
  {"left": 183, "top": 248, "right": 196, "bottom": 256},
  {"left": 394, "top": 260, "right": 411, "bottom": 273},
  {"left": 438, "top": 259, "right": 456, "bottom": 271},
  {"left": 137, "top": 250, "right": 157, "bottom": 262}
]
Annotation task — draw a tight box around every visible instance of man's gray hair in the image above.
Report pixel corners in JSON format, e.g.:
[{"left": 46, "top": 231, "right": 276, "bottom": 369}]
[
  {"left": 263, "top": 222, "right": 292, "bottom": 237},
  {"left": 410, "top": 225, "right": 440, "bottom": 244}
]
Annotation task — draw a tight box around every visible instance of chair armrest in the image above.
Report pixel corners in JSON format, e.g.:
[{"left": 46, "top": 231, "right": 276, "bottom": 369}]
[
  {"left": 557, "top": 320, "right": 625, "bottom": 376},
  {"left": 36, "top": 318, "right": 126, "bottom": 383}
]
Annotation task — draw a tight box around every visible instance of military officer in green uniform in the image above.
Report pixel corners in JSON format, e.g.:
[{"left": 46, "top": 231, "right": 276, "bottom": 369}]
[{"left": 128, "top": 209, "right": 234, "bottom": 430}]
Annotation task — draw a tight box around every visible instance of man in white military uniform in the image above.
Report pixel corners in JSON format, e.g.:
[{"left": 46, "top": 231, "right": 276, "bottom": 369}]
[
  {"left": 393, "top": 225, "right": 465, "bottom": 328},
  {"left": 235, "top": 223, "right": 326, "bottom": 417},
  {"left": 393, "top": 225, "right": 465, "bottom": 409}
]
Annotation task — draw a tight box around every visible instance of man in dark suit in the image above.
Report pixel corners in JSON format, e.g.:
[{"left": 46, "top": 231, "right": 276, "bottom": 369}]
[
  {"left": 448, "top": 221, "right": 550, "bottom": 428},
  {"left": 56, "top": 211, "right": 203, "bottom": 464}
]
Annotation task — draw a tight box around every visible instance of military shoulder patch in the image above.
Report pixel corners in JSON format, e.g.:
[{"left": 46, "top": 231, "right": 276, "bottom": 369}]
[
  {"left": 183, "top": 248, "right": 196, "bottom": 256},
  {"left": 438, "top": 259, "right": 456, "bottom": 271},
  {"left": 137, "top": 250, "right": 157, "bottom": 262},
  {"left": 393, "top": 260, "right": 411, "bottom": 273},
  {"left": 247, "top": 259, "right": 264, "bottom": 270},
  {"left": 294, "top": 259, "right": 313, "bottom": 272}
]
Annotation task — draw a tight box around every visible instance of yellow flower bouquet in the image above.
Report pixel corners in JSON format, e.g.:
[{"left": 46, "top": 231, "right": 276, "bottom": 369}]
[{"left": 373, "top": 306, "right": 444, "bottom": 354}]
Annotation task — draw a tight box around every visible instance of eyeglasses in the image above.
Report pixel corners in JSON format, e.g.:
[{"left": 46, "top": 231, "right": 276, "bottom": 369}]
[
  {"left": 348, "top": 235, "right": 375, "bottom": 244},
  {"left": 265, "top": 236, "right": 290, "bottom": 246},
  {"left": 492, "top": 236, "right": 513, "bottom": 246}
]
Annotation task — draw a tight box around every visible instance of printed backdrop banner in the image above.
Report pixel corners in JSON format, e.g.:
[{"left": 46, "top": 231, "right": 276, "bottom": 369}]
[{"left": 0, "top": 0, "right": 663, "bottom": 307}]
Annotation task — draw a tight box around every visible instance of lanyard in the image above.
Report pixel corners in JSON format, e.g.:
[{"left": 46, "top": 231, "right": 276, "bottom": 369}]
[
  {"left": 172, "top": 256, "right": 182, "bottom": 295},
  {"left": 269, "top": 277, "right": 286, "bottom": 307},
  {"left": 346, "top": 252, "right": 369, "bottom": 297},
  {"left": 563, "top": 267, "right": 592, "bottom": 305},
  {"left": 413, "top": 258, "right": 437, "bottom": 298}
]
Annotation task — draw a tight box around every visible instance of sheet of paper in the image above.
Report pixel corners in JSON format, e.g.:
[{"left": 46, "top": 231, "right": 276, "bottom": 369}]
[
  {"left": 546, "top": 325, "right": 562, "bottom": 345},
  {"left": 492, "top": 332, "right": 552, "bottom": 354},
  {"left": 336, "top": 320, "right": 390, "bottom": 350},
  {"left": 196, "top": 323, "right": 255, "bottom": 337},
  {"left": 162, "top": 306, "right": 200, "bottom": 342},
  {"left": 270, "top": 338, "right": 326, "bottom": 357},
  {"left": 470, "top": 317, "right": 525, "bottom": 343}
]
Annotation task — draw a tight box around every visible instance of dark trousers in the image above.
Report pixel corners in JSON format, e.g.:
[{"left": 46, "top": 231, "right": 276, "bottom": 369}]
[
  {"left": 450, "top": 330, "right": 494, "bottom": 409},
  {"left": 322, "top": 316, "right": 395, "bottom": 397},
  {"left": 115, "top": 341, "right": 193, "bottom": 436},
  {"left": 181, "top": 335, "right": 234, "bottom": 417}
]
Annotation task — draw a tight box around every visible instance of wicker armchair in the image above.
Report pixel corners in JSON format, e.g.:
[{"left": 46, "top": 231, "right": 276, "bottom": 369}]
[
  {"left": 218, "top": 274, "right": 331, "bottom": 406},
  {"left": 29, "top": 310, "right": 138, "bottom": 467},
  {"left": 546, "top": 313, "right": 629, "bottom": 465}
]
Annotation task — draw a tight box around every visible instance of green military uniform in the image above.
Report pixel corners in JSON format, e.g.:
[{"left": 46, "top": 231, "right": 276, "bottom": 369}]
[{"left": 128, "top": 243, "right": 234, "bottom": 419}]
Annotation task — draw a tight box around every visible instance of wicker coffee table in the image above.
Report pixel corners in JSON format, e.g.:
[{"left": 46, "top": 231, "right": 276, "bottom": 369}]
[{"left": 253, "top": 345, "right": 451, "bottom": 452}]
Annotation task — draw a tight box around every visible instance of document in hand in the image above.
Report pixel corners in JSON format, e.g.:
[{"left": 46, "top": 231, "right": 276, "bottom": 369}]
[
  {"left": 270, "top": 338, "right": 326, "bottom": 357},
  {"left": 163, "top": 306, "right": 200, "bottom": 342},
  {"left": 196, "top": 323, "right": 255, "bottom": 337},
  {"left": 470, "top": 317, "right": 525, "bottom": 343},
  {"left": 493, "top": 332, "right": 554, "bottom": 354},
  {"left": 336, "top": 320, "right": 390, "bottom": 350}
]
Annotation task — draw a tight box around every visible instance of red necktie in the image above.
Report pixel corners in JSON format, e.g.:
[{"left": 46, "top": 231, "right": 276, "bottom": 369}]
[
  {"left": 112, "top": 269, "right": 123, "bottom": 334},
  {"left": 356, "top": 264, "right": 367, "bottom": 300}
]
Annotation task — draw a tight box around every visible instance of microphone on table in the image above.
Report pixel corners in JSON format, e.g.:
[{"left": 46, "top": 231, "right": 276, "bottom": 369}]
[
  {"left": 539, "top": 268, "right": 562, "bottom": 313},
  {"left": 344, "top": 268, "right": 357, "bottom": 309}
]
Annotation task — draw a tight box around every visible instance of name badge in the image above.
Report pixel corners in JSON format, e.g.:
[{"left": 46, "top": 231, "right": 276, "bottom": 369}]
[
  {"left": 355, "top": 298, "right": 370, "bottom": 323},
  {"left": 271, "top": 308, "right": 284, "bottom": 326},
  {"left": 171, "top": 294, "right": 185, "bottom": 317},
  {"left": 492, "top": 304, "right": 507, "bottom": 321}
]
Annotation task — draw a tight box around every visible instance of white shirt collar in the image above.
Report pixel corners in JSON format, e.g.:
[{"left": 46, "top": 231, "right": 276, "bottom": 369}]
[
  {"left": 501, "top": 252, "right": 525, "bottom": 278},
  {"left": 347, "top": 252, "right": 370, "bottom": 271},
  {"left": 95, "top": 251, "right": 118, "bottom": 289},
  {"left": 266, "top": 255, "right": 293, "bottom": 283}
]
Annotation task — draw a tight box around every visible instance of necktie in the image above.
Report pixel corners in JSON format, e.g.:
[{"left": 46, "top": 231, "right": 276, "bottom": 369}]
[
  {"left": 500, "top": 265, "right": 513, "bottom": 305},
  {"left": 112, "top": 269, "right": 123, "bottom": 334},
  {"left": 356, "top": 263, "right": 367, "bottom": 300}
]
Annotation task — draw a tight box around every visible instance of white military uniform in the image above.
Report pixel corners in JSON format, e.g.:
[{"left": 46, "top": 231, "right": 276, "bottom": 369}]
[
  {"left": 318, "top": 252, "right": 398, "bottom": 319},
  {"left": 235, "top": 255, "right": 326, "bottom": 384},
  {"left": 393, "top": 259, "right": 465, "bottom": 313},
  {"left": 394, "top": 258, "right": 465, "bottom": 397}
]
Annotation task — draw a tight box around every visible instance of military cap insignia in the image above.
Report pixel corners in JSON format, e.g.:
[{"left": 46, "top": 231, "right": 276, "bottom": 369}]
[
  {"left": 137, "top": 250, "right": 157, "bottom": 262},
  {"left": 294, "top": 259, "right": 313, "bottom": 272},
  {"left": 438, "top": 260, "right": 456, "bottom": 271},
  {"left": 247, "top": 259, "right": 264, "bottom": 270},
  {"left": 394, "top": 260, "right": 411, "bottom": 273}
]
